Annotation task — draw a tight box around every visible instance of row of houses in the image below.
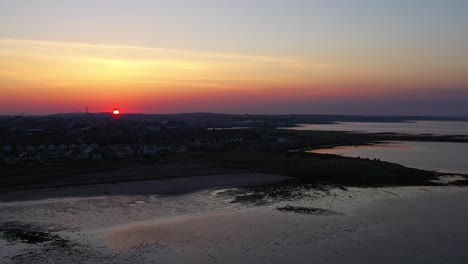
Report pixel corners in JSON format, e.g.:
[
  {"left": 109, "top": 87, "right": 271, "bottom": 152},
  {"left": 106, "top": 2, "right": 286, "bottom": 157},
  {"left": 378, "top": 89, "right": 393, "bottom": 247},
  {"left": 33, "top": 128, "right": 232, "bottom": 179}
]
[{"left": 0, "top": 144, "right": 188, "bottom": 165}]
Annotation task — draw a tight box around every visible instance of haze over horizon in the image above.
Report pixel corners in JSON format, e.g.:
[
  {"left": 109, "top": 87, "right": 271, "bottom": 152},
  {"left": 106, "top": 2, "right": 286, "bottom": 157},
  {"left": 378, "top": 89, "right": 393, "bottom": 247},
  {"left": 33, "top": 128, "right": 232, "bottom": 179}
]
[{"left": 1, "top": 0, "right": 467, "bottom": 115}]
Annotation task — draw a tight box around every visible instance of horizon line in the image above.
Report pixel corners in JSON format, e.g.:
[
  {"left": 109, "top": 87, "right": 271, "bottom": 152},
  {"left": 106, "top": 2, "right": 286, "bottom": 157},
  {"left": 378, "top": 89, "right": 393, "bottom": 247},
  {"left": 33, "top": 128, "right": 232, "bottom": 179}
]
[{"left": 1, "top": 112, "right": 468, "bottom": 119}]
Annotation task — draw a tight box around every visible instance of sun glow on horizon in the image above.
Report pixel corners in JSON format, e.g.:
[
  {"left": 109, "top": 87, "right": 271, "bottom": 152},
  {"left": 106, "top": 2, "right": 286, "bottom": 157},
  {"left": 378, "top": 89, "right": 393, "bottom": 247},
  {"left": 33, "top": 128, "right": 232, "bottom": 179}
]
[
  {"left": 0, "top": 1, "right": 467, "bottom": 115},
  {"left": 0, "top": 38, "right": 467, "bottom": 114}
]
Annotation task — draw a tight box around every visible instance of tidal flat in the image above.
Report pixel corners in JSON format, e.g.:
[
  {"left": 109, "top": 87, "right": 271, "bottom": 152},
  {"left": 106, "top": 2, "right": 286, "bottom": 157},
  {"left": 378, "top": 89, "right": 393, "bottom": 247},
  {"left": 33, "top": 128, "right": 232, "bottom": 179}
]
[{"left": 1, "top": 174, "right": 468, "bottom": 264}]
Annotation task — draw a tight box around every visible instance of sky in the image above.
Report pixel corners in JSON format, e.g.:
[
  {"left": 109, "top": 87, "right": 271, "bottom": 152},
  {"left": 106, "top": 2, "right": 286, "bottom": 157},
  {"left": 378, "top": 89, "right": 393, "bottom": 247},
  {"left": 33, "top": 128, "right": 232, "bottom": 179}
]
[{"left": 0, "top": 0, "right": 467, "bottom": 115}]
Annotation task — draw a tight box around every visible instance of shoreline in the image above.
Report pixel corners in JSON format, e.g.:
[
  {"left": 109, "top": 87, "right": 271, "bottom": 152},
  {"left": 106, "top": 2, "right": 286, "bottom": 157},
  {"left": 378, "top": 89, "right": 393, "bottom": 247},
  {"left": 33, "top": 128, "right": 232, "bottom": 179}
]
[
  {"left": 2, "top": 129, "right": 468, "bottom": 193},
  {"left": 1, "top": 147, "right": 465, "bottom": 196},
  {"left": 0, "top": 173, "right": 289, "bottom": 203},
  {"left": 2, "top": 169, "right": 468, "bottom": 263}
]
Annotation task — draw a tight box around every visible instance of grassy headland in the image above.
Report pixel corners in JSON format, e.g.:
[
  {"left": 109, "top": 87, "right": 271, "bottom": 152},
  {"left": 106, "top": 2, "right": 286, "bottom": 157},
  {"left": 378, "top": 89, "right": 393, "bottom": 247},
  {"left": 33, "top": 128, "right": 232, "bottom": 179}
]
[{"left": 1, "top": 129, "right": 466, "bottom": 193}]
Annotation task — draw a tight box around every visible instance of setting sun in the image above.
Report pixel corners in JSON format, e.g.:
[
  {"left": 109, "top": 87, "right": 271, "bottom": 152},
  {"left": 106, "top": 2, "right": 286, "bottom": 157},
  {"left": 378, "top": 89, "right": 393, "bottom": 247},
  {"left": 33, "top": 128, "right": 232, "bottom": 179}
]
[{"left": 1, "top": 1, "right": 468, "bottom": 263}]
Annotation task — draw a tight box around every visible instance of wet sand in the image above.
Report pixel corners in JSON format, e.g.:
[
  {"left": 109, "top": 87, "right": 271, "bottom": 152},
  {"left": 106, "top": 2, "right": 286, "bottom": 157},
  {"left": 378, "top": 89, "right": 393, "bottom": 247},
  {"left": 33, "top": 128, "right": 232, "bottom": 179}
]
[
  {"left": 104, "top": 186, "right": 468, "bottom": 264},
  {"left": 2, "top": 174, "right": 468, "bottom": 264}
]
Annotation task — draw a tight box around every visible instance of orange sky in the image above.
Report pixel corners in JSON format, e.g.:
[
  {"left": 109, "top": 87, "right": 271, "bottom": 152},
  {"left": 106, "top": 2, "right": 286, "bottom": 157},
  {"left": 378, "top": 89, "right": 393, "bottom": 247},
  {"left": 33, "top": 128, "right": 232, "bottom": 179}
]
[
  {"left": 1, "top": 1, "right": 467, "bottom": 115},
  {"left": 1, "top": 38, "right": 466, "bottom": 114}
]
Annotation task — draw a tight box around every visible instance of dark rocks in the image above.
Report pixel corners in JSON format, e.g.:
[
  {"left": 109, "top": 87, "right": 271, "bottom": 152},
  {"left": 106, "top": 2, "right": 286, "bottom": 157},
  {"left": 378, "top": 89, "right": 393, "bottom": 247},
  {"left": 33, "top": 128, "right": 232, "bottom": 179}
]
[
  {"left": 0, "top": 223, "right": 62, "bottom": 244},
  {"left": 277, "top": 205, "right": 344, "bottom": 216}
]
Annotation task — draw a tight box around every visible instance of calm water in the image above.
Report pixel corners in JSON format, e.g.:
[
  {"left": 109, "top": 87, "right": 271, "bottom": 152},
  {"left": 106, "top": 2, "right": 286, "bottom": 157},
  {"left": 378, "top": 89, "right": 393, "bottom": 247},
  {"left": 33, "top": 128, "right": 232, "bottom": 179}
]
[
  {"left": 292, "top": 121, "right": 468, "bottom": 136},
  {"left": 312, "top": 141, "right": 468, "bottom": 174},
  {"left": 291, "top": 120, "right": 468, "bottom": 174}
]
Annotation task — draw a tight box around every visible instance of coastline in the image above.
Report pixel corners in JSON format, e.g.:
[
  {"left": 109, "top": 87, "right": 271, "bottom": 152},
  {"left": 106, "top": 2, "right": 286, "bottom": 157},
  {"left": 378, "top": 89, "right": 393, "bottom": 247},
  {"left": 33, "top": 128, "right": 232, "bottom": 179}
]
[
  {"left": 0, "top": 173, "right": 288, "bottom": 203},
  {"left": 2, "top": 176, "right": 468, "bottom": 264},
  {"left": 1, "top": 129, "right": 468, "bottom": 263},
  {"left": 2, "top": 129, "right": 468, "bottom": 194}
]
